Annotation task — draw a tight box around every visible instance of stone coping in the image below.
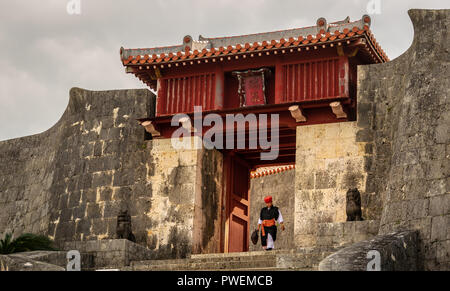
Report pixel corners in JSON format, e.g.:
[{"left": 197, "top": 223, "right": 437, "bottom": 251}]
[
  {"left": 318, "top": 231, "right": 420, "bottom": 271},
  {"left": 190, "top": 247, "right": 338, "bottom": 259}
]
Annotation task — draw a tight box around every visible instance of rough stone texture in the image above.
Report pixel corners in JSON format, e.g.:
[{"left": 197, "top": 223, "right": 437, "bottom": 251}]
[
  {"left": 0, "top": 88, "right": 224, "bottom": 260},
  {"left": 318, "top": 231, "right": 419, "bottom": 271},
  {"left": 0, "top": 240, "right": 154, "bottom": 271},
  {"left": 14, "top": 251, "right": 68, "bottom": 268},
  {"left": 126, "top": 248, "right": 338, "bottom": 271},
  {"left": 0, "top": 88, "right": 155, "bottom": 246},
  {"left": 64, "top": 239, "right": 153, "bottom": 270},
  {"left": 195, "top": 149, "right": 223, "bottom": 254},
  {"left": 356, "top": 9, "right": 449, "bottom": 270},
  {"left": 313, "top": 221, "right": 379, "bottom": 248},
  {"left": 249, "top": 169, "right": 295, "bottom": 251},
  {"left": 0, "top": 252, "right": 65, "bottom": 271},
  {"left": 294, "top": 122, "right": 379, "bottom": 247},
  {"left": 146, "top": 137, "right": 223, "bottom": 259},
  {"left": 0, "top": 9, "right": 448, "bottom": 271}
]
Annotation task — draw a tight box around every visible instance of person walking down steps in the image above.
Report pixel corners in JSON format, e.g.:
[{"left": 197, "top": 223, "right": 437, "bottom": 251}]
[{"left": 258, "top": 196, "right": 285, "bottom": 251}]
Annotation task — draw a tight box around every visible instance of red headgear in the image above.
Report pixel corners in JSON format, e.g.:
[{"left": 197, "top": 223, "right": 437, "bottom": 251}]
[{"left": 264, "top": 196, "right": 273, "bottom": 203}]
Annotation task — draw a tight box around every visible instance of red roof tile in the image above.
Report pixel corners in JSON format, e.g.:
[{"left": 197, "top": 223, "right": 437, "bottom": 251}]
[
  {"left": 121, "top": 15, "right": 388, "bottom": 67},
  {"left": 121, "top": 15, "right": 389, "bottom": 90},
  {"left": 250, "top": 165, "right": 296, "bottom": 179}
]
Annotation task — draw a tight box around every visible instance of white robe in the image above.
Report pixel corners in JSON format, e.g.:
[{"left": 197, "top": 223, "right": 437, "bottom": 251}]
[{"left": 258, "top": 208, "right": 283, "bottom": 249}]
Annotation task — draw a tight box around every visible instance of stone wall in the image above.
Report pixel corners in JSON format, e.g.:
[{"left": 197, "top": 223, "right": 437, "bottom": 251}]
[
  {"left": 195, "top": 149, "right": 223, "bottom": 254},
  {"left": 146, "top": 137, "right": 223, "bottom": 258},
  {"left": 0, "top": 9, "right": 448, "bottom": 270},
  {"left": 313, "top": 221, "right": 379, "bottom": 248},
  {"left": 0, "top": 88, "right": 155, "bottom": 245},
  {"left": 356, "top": 9, "right": 449, "bottom": 270},
  {"left": 294, "top": 122, "right": 379, "bottom": 247},
  {"left": 0, "top": 88, "right": 224, "bottom": 260},
  {"left": 318, "top": 231, "right": 420, "bottom": 271},
  {"left": 64, "top": 239, "right": 153, "bottom": 270},
  {"left": 249, "top": 170, "right": 295, "bottom": 251},
  {"left": 0, "top": 252, "right": 66, "bottom": 271}
]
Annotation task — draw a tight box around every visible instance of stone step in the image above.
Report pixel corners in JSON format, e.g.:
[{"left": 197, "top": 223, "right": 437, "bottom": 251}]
[
  {"left": 126, "top": 248, "right": 338, "bottom": 271},
  {"left": 232, "top": 267, "right": 314, "bottom": 271},
  {"left": 131, "top": 254, "right": 278, "bottom": 267},
  {"left": 131, "top": 259, "right": 279, "bottom": 271},
  {"left": 189, "top": 249, "right": 294, "bottom": 259},
  {"left": 188, "top": 247, "right": 337, "bottom": 260}
]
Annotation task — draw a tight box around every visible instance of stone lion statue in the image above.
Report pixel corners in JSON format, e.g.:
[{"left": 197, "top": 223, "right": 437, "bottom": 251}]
[
  {"left": 346, "top": 188, "right": 364, "bottom": 221},
  {"left": 116, "top": 210, "right": 136, "bottom": 242}
]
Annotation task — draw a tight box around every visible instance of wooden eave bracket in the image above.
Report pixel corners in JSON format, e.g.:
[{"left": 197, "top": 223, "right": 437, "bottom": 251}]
[
  {"left": 179, "top": 117, "right": 197, "bottom": 133},
  {"left": 140, "top": 121, "right": 161, "bottom": 137},
  {"left": 289, "top": 105, "right": 307, "bottom": 123},
  {"left": 330, "top": 102, "right": 348, "bottom": 119}
]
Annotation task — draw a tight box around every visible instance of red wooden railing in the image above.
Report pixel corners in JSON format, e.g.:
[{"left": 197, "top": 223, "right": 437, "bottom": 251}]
[
  {"left": 156, "top": 57, "right": 350, "bottom": 116},
  {"left": 281, "top": 57, "right": 349, "bottom": 103},
  {"left": 157, "top": 73, "right": 216, "bottom": 116}
]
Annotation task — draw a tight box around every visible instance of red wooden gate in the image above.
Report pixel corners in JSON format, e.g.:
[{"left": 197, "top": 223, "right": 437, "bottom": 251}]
[{"left": 226, "top": 154, "right": 251, "bottom": 253}]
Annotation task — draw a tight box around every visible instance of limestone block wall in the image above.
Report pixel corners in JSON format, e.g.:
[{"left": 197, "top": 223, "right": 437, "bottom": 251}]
[
  {"left": 195, "top": 149, "right": 223, "bottom": 255},
  {"left": 0, "top": 128, "right": 57, "bottom": 237},
  {"left": 47, "top": 88, "right": 157, "bottom": 248},
  {"left": 356, "top": 9, "right": 449, "bottom": 270},
  {"left": 64, "top": 239, "right": 154, "bottom": 270},
  {"left": 0, "top": 253, "right": 66, "bottom": 271},
  {"left": 146, "top": 137, "right": 223, "bottom": 258},
  {"left": 249, "top": 170, "right": 295, "bottom": 251},
  {"left": 0, "top": 88, "right": 155, "bottom": 245},
  {"left": 144, "top": 138, "right": 199, "bottom": 258},
  {"left": 0, "top": 88, "right": 223, "bottom": 260},
  {"left": 313, "top": 221, "right": 379, "bottom": 248},
  {"left": 294, "top": 122, "right": 378, "bottom": 247}
]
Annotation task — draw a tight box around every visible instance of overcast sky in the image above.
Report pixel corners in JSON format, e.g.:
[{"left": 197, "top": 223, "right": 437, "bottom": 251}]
[{"left": 0, "top": 0, "right": 448, "bottom": 141}]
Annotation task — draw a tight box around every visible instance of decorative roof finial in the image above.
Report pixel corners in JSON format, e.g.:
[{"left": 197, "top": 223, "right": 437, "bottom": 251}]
[
  {"left": 362, "top": 14, "right": 371, "bottom": 28},
  {"left": 317, "top": 17, "right": 327, "bottom": 31},
  {"left": 183, "top": 35, "right": 193, "bottom": 52}
]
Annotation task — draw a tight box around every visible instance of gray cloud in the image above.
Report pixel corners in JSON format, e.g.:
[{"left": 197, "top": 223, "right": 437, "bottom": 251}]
[{"left": 0, "top": 0, "right": 448, "bottom": 141}]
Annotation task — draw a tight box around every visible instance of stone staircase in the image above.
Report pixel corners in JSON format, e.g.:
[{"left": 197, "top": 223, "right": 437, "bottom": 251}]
[{"left": 123, "top": 247, "right": 339, "bottom": 271}]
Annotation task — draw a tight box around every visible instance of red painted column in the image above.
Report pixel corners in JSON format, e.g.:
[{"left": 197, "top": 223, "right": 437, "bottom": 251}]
[
  {"left": 215, "top": 65, "right": 225, "bottom": 110},
  {"left": 338, "top": 56, "right": 349, "bottom": 98},
  {"left": 275, "top": 57, "right": 284, "bottom": 104},
  {"left": 156, "top": 78, "right": 166, "bottom": 117}
]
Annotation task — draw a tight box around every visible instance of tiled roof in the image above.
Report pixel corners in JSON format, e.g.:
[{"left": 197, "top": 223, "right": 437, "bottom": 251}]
[
  {"left": 250, "top": 165, "right": 295, "bottom": 179},
  {"left": 121, "top": 15, "right": 389, "bottom": 68}
]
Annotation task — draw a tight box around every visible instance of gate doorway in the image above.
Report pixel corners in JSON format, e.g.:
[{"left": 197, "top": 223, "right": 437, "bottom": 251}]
[
  {"left": 224, "top": 152, "right": 251, "bottom": 253},
  {"left": 218, "top": 112, "right": 298, "bottom": 253}
]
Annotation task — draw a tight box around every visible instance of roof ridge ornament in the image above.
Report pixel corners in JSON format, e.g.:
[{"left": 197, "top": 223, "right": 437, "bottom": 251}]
[
  {"left": 183, "top": 34, "right": 211, "bottom": 52},
  {"left": 362, "top": 14, "right": 372, "bottom": 28},
  {"left": 316, "top": 17, "right": 328, "bottom": 33},
  {"left": 331, "top": 16, "right": 351, "bottom": 25},
  {"left": 183, "top": 35, "right": 193, "bottom": 52},
  {"left": 121, "top": 14, "right": 388, "bottom": 76}
]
